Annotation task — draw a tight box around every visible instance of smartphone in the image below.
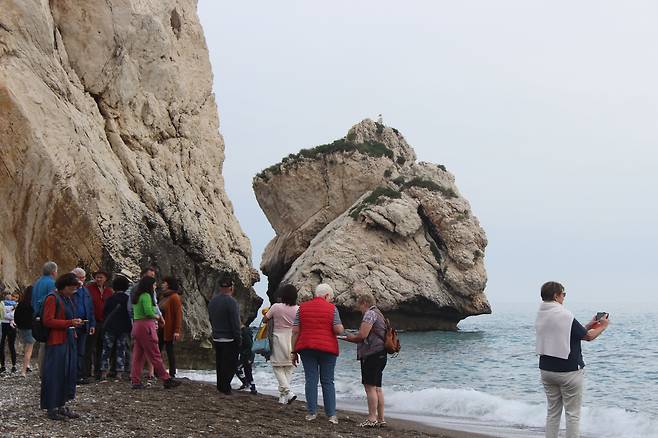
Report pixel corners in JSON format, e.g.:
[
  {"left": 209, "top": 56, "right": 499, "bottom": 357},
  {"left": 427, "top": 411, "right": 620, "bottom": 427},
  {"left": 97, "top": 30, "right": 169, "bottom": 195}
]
[{"left": 595, "top": 312, "right": 608, "bottom": 321}]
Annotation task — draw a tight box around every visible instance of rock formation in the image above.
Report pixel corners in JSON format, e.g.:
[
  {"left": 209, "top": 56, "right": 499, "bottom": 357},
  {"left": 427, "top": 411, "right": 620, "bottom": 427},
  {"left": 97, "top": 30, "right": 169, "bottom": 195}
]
[
  {"left": 254, "top": 120, "right": 490, "bottom": 330},
  {"left": 0, "top": 0, "right": 261, "bottom": 339}
]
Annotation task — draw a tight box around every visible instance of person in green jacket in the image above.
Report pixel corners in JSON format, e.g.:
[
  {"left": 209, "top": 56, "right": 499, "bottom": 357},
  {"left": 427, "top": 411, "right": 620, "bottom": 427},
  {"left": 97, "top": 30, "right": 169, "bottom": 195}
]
[{"left": 129, "top": 276, "right": 180, "bottom": 390}]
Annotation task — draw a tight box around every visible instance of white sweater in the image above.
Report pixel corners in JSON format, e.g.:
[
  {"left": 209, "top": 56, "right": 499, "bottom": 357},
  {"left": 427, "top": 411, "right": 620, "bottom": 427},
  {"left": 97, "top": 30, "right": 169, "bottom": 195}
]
[{"left": 535, "top": 301, "right": 574, "bottom": 360}]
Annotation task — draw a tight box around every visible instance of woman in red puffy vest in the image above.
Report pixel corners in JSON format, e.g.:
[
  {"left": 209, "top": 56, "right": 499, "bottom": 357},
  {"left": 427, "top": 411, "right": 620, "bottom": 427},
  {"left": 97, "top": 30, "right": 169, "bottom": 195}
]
[{"left": 291, "top": 284, "right": 344, "bottom": 425}]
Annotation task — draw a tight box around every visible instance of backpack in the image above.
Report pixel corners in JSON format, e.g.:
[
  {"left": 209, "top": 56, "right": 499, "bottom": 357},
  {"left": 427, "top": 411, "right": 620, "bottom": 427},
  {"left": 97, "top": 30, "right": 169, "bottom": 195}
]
[
  {"left": 373, "top": 308, "right": 401, "bottom": 355},
  {"left": 32, "top": 293, "right": 60, "bottom": 343}
]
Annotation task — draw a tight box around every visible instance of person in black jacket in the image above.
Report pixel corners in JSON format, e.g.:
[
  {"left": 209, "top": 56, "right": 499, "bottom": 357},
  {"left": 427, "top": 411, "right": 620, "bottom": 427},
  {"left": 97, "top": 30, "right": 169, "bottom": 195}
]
[
  {"left": 14, "top": 286, "right": 36, "bottom": 377},
  {"left": 236, "top": 323, "right": 256, "bottom": 394},
  {"left": 99, "top": 275, "right": 132, "bottom": 381}
]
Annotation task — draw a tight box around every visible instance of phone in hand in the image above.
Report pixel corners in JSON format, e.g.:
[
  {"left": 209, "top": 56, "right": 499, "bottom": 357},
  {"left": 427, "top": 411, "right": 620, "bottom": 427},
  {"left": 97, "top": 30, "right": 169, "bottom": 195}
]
[{"left": 595, "top": 312, "right": 608, "bottom": 321}]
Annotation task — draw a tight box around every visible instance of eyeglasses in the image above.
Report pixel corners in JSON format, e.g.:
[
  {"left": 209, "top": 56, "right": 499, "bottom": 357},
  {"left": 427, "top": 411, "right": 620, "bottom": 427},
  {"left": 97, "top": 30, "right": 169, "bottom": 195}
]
[{"left": 561, "top": 292, "right": 567, "bottom": 297}]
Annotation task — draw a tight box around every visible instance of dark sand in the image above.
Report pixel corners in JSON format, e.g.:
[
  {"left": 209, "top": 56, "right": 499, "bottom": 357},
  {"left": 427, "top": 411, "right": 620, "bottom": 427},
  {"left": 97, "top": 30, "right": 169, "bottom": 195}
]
[{"left": 0, "top": 373, "right": 493, "bottom": 438}]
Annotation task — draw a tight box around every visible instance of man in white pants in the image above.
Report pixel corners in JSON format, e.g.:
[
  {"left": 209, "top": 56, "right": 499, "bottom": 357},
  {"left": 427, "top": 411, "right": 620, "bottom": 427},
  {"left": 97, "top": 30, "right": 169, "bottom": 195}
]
[{"left": 535, "top": 281, "right": 609, "bottom": 438}]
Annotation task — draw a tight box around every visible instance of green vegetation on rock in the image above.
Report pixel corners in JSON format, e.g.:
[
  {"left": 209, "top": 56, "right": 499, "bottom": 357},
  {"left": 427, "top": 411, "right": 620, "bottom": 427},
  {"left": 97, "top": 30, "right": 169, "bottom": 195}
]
[
  {"left": 401, "top": 177, "right": 457, "bottom": 198},
  {"left": 256, "top": 138, "right": 395, "bottom": 180},
  {"left": 349, "top": 186, "right": 402, "bottom": 219}
]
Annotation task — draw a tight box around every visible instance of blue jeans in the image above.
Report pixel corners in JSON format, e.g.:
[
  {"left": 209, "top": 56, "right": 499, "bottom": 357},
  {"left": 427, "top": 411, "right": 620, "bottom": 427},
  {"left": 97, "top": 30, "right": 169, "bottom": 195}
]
[
  {"left": 75, "top": 329, "right": 87, "bottom": 379},
  {"left": 299, "top": 349, "right": 337, "bottom": 416}
]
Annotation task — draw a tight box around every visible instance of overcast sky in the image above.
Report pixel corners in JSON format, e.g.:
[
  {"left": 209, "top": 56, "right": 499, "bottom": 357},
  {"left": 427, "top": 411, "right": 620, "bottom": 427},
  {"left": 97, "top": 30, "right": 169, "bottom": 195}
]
[{"left": 197, "top": 1, "right": 657, "bottom": 310}]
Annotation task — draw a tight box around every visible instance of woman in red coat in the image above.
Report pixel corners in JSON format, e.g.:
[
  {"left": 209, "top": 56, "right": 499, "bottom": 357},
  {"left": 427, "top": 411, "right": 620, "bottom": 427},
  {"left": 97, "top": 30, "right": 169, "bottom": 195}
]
[{"left": 41, "top": 273, "right": 85, "bottom": 420}]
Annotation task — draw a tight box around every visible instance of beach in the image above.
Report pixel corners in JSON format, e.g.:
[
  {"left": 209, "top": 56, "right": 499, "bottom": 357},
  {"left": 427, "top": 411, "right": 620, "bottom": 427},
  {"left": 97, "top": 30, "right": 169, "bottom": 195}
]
[{"left": 0, "top": 374, "right": 492, "bottom": 438}]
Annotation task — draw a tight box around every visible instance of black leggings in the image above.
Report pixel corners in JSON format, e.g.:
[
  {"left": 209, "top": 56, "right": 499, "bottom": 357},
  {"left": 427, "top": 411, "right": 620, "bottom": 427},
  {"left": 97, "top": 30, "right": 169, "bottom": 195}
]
[
  {"left": 0, "top": 323, "right": 17, "bottom": 367},
  {"left": 158, "top": 338, "right": 176, "bottom": 378}
]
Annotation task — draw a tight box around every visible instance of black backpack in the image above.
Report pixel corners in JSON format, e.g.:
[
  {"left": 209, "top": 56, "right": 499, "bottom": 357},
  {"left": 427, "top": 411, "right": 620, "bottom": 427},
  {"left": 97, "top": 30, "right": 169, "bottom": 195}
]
[{"left": 32, "top": 293, "right": 60, "bottom": 343}]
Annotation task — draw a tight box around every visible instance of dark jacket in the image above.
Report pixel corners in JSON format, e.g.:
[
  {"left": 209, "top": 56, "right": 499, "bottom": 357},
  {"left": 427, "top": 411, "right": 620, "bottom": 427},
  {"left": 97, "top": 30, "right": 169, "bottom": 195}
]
[
  {"left": 207, "top": 293, "right": 240, "bottom": 345},
  {"left": 71, "top": 287, "right": 96, "bottom": 330},
  {"left": 103, "top": 292, "right": 132, "bottom": 335},
  {"left": 239, "top": 326, "right": 254, "bottom": 363}
]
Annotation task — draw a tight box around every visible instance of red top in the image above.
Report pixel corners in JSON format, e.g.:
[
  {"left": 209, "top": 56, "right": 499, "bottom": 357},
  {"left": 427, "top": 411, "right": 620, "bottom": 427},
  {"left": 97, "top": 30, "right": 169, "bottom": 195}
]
[
  {"left": 43, "top": 294, "right": 74, "bottom": 346},
  {"left": 294, "top": 297, "right": 339, "bottom": 356},
  {"left": 86, "top": 282, "right": 113, "bottom": 322},
  {"left": 160, "top": 292, "right": 183, "bottom": 342}
]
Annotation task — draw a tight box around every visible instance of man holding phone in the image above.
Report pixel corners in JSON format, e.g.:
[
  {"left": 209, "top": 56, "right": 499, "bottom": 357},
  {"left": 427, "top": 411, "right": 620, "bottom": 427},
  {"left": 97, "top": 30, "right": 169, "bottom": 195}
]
[{"left": 70, "top": 268, "right": 96, "bottom": 384}]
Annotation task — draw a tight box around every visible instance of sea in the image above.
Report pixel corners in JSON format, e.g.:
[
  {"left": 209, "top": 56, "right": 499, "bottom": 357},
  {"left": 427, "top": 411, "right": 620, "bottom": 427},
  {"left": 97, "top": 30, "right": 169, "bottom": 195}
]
[{"left": 179, "top": 302, "right": 658, "bottom": 438}]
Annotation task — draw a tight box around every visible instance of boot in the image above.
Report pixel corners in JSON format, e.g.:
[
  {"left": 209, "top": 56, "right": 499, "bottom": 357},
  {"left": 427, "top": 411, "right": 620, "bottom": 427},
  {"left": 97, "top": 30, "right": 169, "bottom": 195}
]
[{"left": 250, "top": 384, "right": 257, "bottom": 395}]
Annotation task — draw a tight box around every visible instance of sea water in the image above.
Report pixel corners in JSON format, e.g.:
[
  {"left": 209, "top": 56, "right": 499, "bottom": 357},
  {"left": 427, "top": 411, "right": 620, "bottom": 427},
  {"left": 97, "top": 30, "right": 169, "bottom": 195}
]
[{"left": 180, "top": 302, "right": 658, "bottom": 438}]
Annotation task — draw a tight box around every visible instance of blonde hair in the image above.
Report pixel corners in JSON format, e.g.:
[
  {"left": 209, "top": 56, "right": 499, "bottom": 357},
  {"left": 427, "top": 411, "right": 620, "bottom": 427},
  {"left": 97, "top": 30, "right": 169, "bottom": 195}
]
[{"left": 356, "top": 292, "right": 375, "bottom": 307}]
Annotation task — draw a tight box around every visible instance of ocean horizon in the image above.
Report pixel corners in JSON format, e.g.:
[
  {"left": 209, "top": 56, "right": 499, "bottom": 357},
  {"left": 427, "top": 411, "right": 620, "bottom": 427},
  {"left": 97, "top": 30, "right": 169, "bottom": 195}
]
[{"left": 180, "top": 301, "right": 658, "bottom": 438}]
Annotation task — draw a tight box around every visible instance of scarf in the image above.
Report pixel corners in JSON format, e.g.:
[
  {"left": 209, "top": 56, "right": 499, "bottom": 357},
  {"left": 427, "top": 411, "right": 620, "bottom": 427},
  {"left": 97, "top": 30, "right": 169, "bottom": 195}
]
[{"left": 535, "top": 301, "right": 574, "bottom": 359}]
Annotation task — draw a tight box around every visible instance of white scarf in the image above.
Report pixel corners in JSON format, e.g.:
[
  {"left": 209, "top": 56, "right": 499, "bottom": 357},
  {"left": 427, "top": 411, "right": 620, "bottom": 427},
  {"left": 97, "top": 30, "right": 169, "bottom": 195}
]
[{"left": 535, "top": 301, "right": 574, "bottom": 359}]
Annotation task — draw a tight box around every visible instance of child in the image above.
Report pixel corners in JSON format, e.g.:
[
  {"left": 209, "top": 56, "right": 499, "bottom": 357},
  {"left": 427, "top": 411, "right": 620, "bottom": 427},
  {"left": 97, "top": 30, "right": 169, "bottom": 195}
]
[
  {"left": 236, "top": 323, "right": 257, "bottom": 394},
  {"left": 0, "top": 292, "right": 18, "bottom": 373}
]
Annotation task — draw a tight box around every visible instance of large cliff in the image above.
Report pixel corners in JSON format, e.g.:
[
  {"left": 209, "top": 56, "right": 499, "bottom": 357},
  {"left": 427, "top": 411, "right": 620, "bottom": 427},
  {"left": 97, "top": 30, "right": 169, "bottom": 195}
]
[
  {"left": 254, "top": 120, "right": 490, "bottom": 330},
  {"left": 0, "top": 0, "right": 261, "bottom": 338}
]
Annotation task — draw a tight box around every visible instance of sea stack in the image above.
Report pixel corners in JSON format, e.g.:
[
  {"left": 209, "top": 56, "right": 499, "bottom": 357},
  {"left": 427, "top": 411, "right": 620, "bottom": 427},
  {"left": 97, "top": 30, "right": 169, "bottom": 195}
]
[
  {"left": 254, "top": 120, "right": 490, "bottom": 330},
  {"left": 0, "top": 0, "right": 261, "bottom": 338}
]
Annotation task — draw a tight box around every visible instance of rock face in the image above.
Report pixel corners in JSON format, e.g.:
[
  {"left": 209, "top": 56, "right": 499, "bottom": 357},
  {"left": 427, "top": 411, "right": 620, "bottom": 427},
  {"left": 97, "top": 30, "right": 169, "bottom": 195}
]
[
  {"left": 254, "top": 120, "right": 489, "bottom": 330},
  {"left": 0, "top": 0, "right": 261, "bottom": 338}
]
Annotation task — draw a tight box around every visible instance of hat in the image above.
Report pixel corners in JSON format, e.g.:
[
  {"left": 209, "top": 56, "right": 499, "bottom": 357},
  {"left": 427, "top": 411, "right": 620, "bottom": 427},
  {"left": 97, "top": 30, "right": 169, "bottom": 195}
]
[{"left": 219, "top": 276, "right": 234, "bottom": 288}]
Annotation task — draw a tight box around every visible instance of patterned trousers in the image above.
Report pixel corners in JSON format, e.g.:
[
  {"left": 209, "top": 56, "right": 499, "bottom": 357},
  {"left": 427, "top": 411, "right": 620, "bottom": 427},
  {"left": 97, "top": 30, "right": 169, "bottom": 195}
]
[{"left": 100, "top": 332, "right": 130, "bottom": 372}]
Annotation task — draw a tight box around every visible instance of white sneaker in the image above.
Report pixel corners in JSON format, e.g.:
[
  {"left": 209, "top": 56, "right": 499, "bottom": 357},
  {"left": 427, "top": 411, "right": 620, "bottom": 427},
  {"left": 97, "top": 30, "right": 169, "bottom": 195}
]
[
  {"left": 286, "top": 392, "right": 297, "bottom": 404},
  {"left": 328, "top": 415, "right": 338, "bottom": 424},
  {"left": 278, "top": 395, "right": 286, "bottom": 404},
  {"left": 305, "top": 414, "right": 317, "bottom": 421}
]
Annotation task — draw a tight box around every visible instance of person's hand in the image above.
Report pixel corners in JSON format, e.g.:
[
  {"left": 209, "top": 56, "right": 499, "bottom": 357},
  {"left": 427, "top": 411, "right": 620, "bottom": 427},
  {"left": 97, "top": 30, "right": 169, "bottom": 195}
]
[
  {"left": 173, "top": 333, "right": 180, "bottom": 342},
  {"left": 89, "top": 327, "right": 95, "bottom": 335},
  {"left": 71, "top": 318, "right": 84, "bottom": 327},
  {"left": 585, "top": 318, "right": 598, "bottom": 330},
  {"left": 291, "top": 352, "right": 299, "bottom": 367},
  {"left": 158, "top": 316, "right": 165, "bottom": 327},
  {"left": 598, "top": 315, "right": 610, "bottom": 329},
  {"left": 10, "top": 321, "right": 16, "bottom": 329}
]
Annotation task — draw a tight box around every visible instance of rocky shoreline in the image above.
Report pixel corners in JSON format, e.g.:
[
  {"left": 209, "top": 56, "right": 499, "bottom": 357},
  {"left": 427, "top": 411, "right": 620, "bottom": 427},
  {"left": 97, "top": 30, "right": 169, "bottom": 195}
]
[{"left": 0, "top": 372, "right": 489, "bottom": 438}]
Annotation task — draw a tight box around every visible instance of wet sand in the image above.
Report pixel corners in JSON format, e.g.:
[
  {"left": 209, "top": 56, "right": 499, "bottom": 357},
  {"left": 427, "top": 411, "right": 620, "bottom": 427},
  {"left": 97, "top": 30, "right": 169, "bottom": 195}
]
[{"left": 0, "top": 373, "right": 494, "bottom": 438}]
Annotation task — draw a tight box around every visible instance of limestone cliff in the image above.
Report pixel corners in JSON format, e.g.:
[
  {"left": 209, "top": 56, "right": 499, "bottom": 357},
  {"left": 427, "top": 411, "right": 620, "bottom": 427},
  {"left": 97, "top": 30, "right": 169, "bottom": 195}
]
[
  {"left": 0, "top": 0, "right": 261, "bottom": 338},
  {"left": 254, "top": 120, "right": 490, "bottom": 330}
]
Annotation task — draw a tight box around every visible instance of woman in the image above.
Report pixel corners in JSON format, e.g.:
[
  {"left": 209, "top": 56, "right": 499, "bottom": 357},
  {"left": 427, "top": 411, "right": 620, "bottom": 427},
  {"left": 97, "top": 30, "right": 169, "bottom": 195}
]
[
  {"left": 158, "top": 276, "right": 183, "bottom": 378},
  {"left": 535, "top": 281, "right": 609, "bottom": 438},
  {"left": 0, "top": 291, "right": 18, "bottom": 374},
  {"left": 291, "top": 283, "right": 344, "bottom": 424},
  {"left": 264, "top": 284, "right": 299, "bottom": 404},
  {"left": 14, "top": 286, "right": 36, "bottom": 377},
  {"left": 130, "top": 276, "right": 180, "bottom": 390},
  {"left": 100, "top": 275, "right": 132, "bottom": 381},
  {"left": 41, "top": 273, "right": 85, "bottom": 420},
  {"left": 341, "top": 292, "right": 388, "bottom": 428}
]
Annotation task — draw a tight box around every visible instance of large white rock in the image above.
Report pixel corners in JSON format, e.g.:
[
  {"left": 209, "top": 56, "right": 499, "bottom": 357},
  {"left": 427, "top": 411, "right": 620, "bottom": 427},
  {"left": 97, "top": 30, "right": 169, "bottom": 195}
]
[
  {"left": 0, "top": 0, "right": 261, "bottom": 338},
  {"left": 255, "top": 121, "right": 490, "bottom": 329}
]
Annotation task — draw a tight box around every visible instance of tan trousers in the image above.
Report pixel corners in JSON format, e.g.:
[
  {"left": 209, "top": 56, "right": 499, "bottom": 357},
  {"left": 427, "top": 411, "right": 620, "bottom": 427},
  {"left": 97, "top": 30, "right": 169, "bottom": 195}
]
[
  {"left": 272, "top": 365, "right": 294, "bottom": 396},
  {"left": 541, "top": 369, "right": 584, "bottom": 438}
]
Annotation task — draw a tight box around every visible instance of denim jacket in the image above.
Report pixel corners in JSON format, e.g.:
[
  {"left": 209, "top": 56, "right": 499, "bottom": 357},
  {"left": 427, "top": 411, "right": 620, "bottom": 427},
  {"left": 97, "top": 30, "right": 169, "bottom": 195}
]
[{"left": 71, "top": 286, "right": 96, "bottom": 330}]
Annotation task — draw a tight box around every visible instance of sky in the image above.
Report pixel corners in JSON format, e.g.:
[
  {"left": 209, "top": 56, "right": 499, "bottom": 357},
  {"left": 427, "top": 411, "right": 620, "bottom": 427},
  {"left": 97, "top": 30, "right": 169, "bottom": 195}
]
[{"left": 197, "top": 1, "right": 658, "bottom": 310}]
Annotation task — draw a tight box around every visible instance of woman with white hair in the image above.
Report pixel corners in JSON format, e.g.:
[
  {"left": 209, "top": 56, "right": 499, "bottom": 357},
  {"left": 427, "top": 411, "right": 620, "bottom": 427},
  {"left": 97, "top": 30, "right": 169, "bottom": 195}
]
[
  {"left": 341, "top": 292, "right": 388, "bottom": 428},
  {"left": 291, "top": 283, "right": 344, "bottom": 424}
]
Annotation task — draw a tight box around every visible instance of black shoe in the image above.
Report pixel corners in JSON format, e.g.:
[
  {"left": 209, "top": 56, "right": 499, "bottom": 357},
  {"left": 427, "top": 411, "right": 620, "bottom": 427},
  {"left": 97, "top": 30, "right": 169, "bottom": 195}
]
[
  {"left": 76, "top": 378, "right": 90, "bottom": 385},
  {"left": 0, "top": 366, "right": 5, "bottom": 374},
  {"left": 238, "top": 383, "right": 248, "bottom": 390},
  {"left": 26, "top": 367, "right": 32, "bottom": 373},
  {"left": 58, "top": 407, "right": 80, "bottom": 419},
  {"left": 164, "top": 378, "right": 181, "bottom": 389},
  {"left": 131, "top": 383, "right": 145, "bottom": 390},
  {"left": 11, "top": 366, "right": 17, "bottom": 373},
  {"left": 250, "top": 385, "right": 257, "bottom": 395},
  {"left": 47, "top": 410, "right": 67, "bottom": 421}
]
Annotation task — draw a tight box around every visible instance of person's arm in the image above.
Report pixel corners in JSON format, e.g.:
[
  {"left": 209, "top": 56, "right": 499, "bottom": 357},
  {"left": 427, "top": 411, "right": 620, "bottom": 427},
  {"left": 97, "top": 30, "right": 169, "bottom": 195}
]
[
  {"left": 231, "top": 300, "right": 241, "bottom": 344},
  {"left": 85, "top": 291, "right": 96, "bottom": 333},
  {"left": 583, "top": 316, "right": 609, "bottom": 341},
  {"left": 43, "top": 296, "right": 78, "bottom": 329},
  {"left": 139, "top": 293, "right": 157, "bottom": 319},
  {"left": 345, "top": 321, "right": 373, "bottom": 343},
  {"left": 332, "top": 307, "right": 344, "bottom": 335}
]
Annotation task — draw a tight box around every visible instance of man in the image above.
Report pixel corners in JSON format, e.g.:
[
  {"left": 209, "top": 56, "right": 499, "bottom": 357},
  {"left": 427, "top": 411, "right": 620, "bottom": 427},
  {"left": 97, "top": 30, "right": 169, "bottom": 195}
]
[
  {"left": 207, "top": 276, "right": 241, "bottom": 395},
  {"left": 32, "top": 261, "right": 58, "bottom": 316},
  {"left": 85, "top": 271, "right": 113, "bottom": 380},
  {"left": 70, "top": 268, "right": 96, "bottom": 384},
  {"left": 32, "top": 261, "right": 58, "bottom": 377}
]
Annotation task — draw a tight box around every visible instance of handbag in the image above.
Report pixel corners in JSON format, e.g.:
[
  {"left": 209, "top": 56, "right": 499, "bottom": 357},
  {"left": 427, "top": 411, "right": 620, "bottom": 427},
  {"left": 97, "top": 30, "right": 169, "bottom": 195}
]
[{"left": 251, "top": 318, "right": 273, "bottom": 360}]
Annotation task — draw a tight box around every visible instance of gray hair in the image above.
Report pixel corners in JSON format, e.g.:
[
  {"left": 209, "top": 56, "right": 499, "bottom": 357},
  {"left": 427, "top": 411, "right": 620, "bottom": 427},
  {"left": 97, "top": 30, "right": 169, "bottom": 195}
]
[
  {"left": 356, "top": 292, "right": 376, "bottom": 307},
  {"left": 42, "top": 261, "right": 58, "bottom": 276},
  {"left": 314, "top": 283, "right": 334, "bottom": 299},
  {"left": 71, "top": 267, "right": 86, "bottom": 278}
]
